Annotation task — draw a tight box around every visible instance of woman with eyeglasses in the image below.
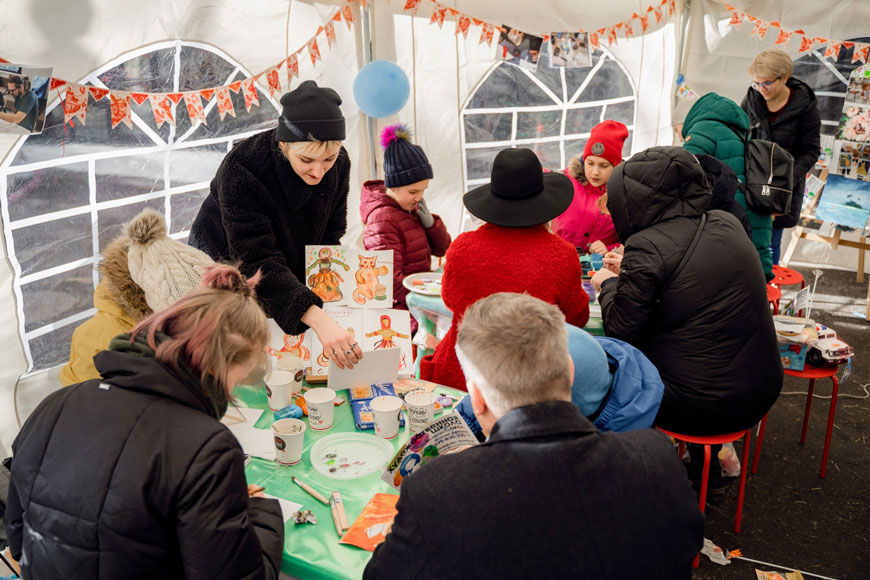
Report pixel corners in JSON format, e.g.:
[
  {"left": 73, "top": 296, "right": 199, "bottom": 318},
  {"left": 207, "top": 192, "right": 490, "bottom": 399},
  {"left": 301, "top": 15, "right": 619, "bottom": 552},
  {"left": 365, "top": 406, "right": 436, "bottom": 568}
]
[{"left": 742, "top": 49, "right": 821, "bottom": 265}]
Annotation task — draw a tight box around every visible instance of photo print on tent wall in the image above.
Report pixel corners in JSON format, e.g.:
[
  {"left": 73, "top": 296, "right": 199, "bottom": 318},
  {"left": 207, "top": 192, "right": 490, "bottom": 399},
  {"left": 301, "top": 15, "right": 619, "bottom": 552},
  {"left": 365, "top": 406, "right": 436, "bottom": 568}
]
[
  {"left": 549, "top": 32, "right": 592, "bottom": 68},
  {"left": 497, "top": 25, "right": 544, "bottom": 72},
  {"left": 0, "top": 63, "right": 51, "bottom": 135}
]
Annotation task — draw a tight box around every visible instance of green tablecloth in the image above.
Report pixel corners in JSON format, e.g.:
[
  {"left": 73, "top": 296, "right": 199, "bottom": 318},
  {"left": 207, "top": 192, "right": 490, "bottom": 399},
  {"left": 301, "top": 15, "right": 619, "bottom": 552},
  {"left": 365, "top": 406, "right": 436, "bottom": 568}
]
[{"left": 232, "top": 383, "right": 462, "bottom": 580}]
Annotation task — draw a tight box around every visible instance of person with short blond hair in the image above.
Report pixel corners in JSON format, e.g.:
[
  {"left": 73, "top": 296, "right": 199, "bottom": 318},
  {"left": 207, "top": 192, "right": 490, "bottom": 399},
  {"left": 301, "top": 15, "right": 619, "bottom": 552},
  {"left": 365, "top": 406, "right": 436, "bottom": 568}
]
[
  {"left": 7, "top": 264, "right": 284, "bottom": 580},
  {"left": 742, "top": 49, "right": 821, "bottom": 264},
  {"left": 365, "top": 292, "right": 704, "bottom": 580},
  {"left": 190, "top": 81, "right": 362, "bottom": 369}
]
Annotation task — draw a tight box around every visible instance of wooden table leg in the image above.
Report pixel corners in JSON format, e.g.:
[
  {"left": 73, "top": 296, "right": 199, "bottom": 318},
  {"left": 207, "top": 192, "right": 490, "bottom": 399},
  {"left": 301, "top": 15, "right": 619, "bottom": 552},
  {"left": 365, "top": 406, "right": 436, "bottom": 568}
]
[{"left": 858, "top": 236, "right": 866, "bottom": 284}]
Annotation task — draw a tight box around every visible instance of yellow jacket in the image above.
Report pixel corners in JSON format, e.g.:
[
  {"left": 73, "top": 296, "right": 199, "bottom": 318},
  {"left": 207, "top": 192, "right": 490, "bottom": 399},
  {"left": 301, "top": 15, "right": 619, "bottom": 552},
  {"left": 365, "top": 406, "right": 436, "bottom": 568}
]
[{"left": 59, "top": 281, "right": 137, "bottom": 386}]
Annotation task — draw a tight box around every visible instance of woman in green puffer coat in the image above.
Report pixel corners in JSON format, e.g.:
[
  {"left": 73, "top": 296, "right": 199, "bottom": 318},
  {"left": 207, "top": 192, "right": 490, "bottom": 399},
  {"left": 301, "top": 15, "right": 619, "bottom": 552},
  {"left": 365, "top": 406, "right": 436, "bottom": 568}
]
[{"left": 681, "top": 92, "right": 773, "bottom": 281}]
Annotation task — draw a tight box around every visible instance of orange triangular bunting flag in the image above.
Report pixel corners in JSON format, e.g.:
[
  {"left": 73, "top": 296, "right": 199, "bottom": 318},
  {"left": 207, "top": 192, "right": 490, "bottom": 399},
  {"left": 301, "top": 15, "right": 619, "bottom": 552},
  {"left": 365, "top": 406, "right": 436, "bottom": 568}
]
[
  {"left": 199, "top": 88, "right": 215, "bottom": 101},
  {"left": 109, "top": 93, "right": 132, "bottom": 129},
  {"left": 88, "top": 87, "right": 109, "bottom": 101},
  {"left": 64, "top": 85, "right": 88, "bottom": 127},
  {"left": 168, "top": 93, "right": 184, "bottom": 104},
  {"left": 130, "top": 92, "right": 149, "bottom": 105},
  {"left": 229, "top": 80, "right": 243, "bottom": 93},
  {"left": 49, "top": 77, "right": 66, "bottom": 91},
  {"left": 342, "top": 5, "right": 353, "bottom": 30},
  {"left": 215, "top": 86, "right": 236, "bottom": 120}
]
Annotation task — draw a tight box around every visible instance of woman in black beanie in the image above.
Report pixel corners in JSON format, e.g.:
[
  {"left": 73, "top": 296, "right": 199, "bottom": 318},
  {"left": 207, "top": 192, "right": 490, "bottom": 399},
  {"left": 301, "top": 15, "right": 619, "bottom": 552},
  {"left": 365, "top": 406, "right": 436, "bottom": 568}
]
[{"left": 189, "top": 80, "right": 362, "bottom": 368}]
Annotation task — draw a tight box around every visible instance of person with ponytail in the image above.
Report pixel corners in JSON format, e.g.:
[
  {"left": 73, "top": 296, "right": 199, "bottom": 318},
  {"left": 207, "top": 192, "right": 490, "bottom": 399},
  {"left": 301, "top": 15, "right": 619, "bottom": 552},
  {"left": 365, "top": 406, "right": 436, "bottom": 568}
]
[
  {"left": 360, "top": 124, "right": 451, "bottom": 331},
  {"left": 6, "top": 264, "right": 284, "bottom": 580}
]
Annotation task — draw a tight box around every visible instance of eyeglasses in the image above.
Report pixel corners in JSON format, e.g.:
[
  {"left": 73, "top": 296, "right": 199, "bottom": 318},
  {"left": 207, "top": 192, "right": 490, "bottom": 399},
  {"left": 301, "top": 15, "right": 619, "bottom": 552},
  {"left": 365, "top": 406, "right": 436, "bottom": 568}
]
[{"left": 751, "top": 79, "right": 779, "bottom": 90}]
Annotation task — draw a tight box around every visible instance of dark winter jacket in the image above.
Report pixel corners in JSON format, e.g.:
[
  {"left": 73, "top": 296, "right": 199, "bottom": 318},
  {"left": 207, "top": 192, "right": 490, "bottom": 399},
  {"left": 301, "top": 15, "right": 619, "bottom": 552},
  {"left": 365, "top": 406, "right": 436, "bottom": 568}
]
[
  {"left": 598, "top": 147, "right": 782, "bottom": 436},
  {"left": 360, "top": 180, "right": 451, "bottom": 314},
  {"left": 695, "top": 153, "right": 752, "bottom": 239},
  {"left": 742, "top": 77, "right": 822, "bottom": 228},
  {"left": 365, "top": 402, "right": 704, "bottom": 580},
  {"left": 682, "top": 92, "right": 773, "bottom": 281},
  {"left": 6, "top": 335, "right": 284, "bottom": 580},
  {"left": 189, "top": 128, "right": 351, "bottom": 335}
]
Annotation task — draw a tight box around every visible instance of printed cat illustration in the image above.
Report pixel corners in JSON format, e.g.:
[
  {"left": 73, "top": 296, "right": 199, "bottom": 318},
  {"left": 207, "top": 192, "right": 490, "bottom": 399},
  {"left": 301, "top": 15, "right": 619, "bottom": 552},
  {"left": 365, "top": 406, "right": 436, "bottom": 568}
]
[{"left": 352, "top": 255, "right": 389, "bottom": 304}]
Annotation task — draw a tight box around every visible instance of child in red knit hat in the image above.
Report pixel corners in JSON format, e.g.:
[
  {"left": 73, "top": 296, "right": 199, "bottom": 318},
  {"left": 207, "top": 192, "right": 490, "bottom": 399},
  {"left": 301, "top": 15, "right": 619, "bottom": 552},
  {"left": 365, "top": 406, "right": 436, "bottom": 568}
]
[
  {"left": 360, "top": 124, "right": 451, "bottom": 332},
  {"left": 552, "top": 120, "right": 629, "bottom": 254}
]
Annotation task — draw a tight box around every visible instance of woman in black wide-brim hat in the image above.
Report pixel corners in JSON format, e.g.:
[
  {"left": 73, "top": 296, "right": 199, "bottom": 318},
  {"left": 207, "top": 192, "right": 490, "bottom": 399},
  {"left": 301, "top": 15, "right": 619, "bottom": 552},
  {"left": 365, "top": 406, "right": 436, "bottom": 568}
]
[{"left": 419, "top": 148, "right": 591, "bottom": 391}]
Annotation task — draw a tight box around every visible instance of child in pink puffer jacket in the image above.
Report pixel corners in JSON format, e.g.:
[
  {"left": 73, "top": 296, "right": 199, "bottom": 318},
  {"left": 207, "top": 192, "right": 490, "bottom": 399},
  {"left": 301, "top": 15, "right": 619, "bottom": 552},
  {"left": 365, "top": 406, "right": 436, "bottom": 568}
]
[{"left": 552, "top": 120, "right": 628, "bottom": 254}]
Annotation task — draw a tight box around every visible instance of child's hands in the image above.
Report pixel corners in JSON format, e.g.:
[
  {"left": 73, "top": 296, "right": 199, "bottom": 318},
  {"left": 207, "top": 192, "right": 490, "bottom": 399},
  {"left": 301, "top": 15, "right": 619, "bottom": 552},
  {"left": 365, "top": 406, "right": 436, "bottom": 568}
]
[
  {"left": 416, "top": 198, "right": 435, "bottom": 228},
  {"left": 589, "top": 240, "right": 608, "bottom": 254},
  {"left": 603, "top": 252, "right": 622, "bottom": 274}
]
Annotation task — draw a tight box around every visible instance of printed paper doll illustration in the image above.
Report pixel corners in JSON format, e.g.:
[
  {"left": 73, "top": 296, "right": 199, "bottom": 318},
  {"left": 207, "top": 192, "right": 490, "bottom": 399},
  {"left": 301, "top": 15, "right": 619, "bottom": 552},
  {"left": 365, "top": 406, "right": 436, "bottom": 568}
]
[
  {"left": 363, "top": 309, "right": 413, "bottom": 375},
  {"left": 274, "top": 333, "right": 310, "bottom": 361},
  {"left": 305, "top": 246, "right": 394, "bottom": 307},
  {"left": 366, "top": 314, "right": 410, "bottom": 370},
  {"left": 306, "top": 246, "right": 349, "bottom": 303},
  {"left": 353, "top": 254, "right": 389, "bottom": 305}
]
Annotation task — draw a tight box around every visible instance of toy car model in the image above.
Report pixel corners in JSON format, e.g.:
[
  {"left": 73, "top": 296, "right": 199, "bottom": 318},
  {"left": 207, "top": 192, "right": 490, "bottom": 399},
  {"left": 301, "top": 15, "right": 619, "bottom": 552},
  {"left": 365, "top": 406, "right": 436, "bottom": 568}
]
[{"left": 806, "top": 335, "right": 854, "bottom": 367}]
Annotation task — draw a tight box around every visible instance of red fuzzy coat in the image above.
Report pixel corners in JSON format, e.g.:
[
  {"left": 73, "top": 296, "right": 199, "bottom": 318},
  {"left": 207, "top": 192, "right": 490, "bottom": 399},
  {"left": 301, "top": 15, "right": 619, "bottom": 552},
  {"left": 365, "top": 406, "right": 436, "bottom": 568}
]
[
  {"left": 360, "top": 180, "right": 451, "bottom": 316},
  {"left": 420, "top": 223, "right": 590, "bottom": 391}
]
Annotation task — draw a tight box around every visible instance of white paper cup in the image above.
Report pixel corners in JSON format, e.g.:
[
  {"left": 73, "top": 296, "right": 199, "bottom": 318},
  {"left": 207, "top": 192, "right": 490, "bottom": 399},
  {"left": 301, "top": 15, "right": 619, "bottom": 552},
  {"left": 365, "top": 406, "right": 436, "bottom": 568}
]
[
  {"left": 276, "top": 356, "right": 305, "bottom": 395},
  {"left": 371, "top": 395, "right": 404, "bottom": 439},
  {"left": 304, "top": 387, "right": 337, "bottom": 431},
  {"left": 404, "top": 390, "right": 436, "bottom": 433},
  {"left": 265, "top": 370, "right": 295, "bottom": 411},
  {"left": 272, "top": 418, "right": 306, "bottom": 465}
]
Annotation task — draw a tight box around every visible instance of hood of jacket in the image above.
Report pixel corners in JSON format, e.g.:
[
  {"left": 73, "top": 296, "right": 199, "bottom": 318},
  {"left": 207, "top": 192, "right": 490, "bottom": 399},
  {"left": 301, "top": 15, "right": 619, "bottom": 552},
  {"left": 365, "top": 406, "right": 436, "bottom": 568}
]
[
  {"left": 743, "top": 76, "right": 818, "bottom": 129},
  {"left": 100, "top": 234, "right": 152, "bottom": 322},
  {"left": 360, "top": 179, "right": 408, "bottom": 223},
  {"left": 682, "top": 92, "right": 749, "bottom": 137},
  {"left": 94, "top": 332, "right": 226, "bottom": 419},
  {"left": 694, "top": 153, "right": 739, "bottom": 213},
  {"left": 607, "top": 146, "right": 712, "bottom": 242}
]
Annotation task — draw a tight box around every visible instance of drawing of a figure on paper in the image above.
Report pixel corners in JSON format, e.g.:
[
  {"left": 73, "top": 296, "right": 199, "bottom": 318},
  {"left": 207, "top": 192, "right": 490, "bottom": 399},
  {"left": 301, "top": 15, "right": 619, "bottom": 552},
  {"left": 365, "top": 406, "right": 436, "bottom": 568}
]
[
  {"left": 352, "top": 254, "right": 389, "bottom": 305},
  {"left": 366, "top": 314, "right": 409, "bottom": 369},
  {"left": 317, "top": 327, "right": 356, "bottom": 368},
  {"left": 306, "top": 247, "right": 349, "bottom": 302},
  {"left": 274, "top": 333, "right": 310, "bottom": 361}
]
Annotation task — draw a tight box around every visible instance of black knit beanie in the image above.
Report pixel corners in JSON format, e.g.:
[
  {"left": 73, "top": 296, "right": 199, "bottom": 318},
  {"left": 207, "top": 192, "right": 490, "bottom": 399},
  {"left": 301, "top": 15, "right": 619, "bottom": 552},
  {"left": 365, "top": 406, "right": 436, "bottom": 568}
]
[
  {"left": 276, "top": 80, "right": 346, "bottom": 142},
  {"left": 380, "top": 123, "right": 433, "bottom": 188}
]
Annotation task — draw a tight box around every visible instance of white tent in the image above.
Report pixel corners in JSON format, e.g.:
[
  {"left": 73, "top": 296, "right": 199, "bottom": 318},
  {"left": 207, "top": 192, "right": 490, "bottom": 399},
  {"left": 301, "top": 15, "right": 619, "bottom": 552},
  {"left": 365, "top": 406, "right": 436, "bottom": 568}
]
[{"left": 1, "top": 0, "right": 868, "bottom": 455}]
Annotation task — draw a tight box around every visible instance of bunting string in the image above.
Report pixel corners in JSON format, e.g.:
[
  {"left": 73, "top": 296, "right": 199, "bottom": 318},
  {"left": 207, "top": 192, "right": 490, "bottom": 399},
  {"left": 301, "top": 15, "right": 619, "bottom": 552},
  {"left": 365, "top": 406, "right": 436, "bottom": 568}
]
[{"left": 722, "top": 2, "right": 869, "bottom": 65}]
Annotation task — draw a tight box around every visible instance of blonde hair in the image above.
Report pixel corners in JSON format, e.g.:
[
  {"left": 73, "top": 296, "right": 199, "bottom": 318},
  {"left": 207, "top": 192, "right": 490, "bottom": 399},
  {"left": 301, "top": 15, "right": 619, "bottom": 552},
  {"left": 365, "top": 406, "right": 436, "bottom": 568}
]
[
  {"left": 456, "top": 293, "right": 572, "bottom": 416},
  {"left": 280, "top": 140, "right": 343, "bottom": 159},
  {"left": 130, "top": 264, "right": 269, "bottom": 409},
  {"left": 748, "top": 50, "right": 793, "bottom": 80}
]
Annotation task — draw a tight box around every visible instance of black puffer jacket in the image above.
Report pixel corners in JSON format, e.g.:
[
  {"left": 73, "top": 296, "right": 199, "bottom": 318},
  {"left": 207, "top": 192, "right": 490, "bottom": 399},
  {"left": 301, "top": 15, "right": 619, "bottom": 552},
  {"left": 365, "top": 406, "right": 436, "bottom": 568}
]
[
  {"left": 742, "top": 77, "right": 821, "bottom": 228},
  {"left": 598, "top": 147, "right": 782, "bottom": 436},
  {"left": 6, "top": 336, "right": 284, "bottom": 580},
  {"left": 189, "top": 128, "right": 351, "bottom": 335}
]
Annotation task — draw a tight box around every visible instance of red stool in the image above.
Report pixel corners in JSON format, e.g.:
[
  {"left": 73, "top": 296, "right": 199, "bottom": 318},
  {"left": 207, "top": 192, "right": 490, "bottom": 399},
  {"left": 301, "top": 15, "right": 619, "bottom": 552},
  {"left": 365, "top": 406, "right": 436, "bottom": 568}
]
[
  {"left": 766, "top": 284, "right": 782, "bottom": 315},
  {"left": 771, "top": 265, "right": 807, "bottom": 316},
  {"left": 752, "top": 363, "right": 840, "bottom": 478},
  {"left": 658, "top": 428, "right": 752, "bottom": 568}
]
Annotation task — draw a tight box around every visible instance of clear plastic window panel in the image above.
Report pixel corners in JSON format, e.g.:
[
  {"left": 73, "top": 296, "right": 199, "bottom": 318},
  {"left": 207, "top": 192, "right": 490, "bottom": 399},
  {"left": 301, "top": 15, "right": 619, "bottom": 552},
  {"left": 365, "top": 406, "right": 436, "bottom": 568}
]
[
  {"left": 528, "top": 141, "right": 563, "bottom": 170},
  {"left": 29, "top": 323, "right": 78, "bottom": 371},
  {"left": 603, "top": 100, "right": 635, "bottom": 127},
  {"left": 564, "top": 139, "right": 588, "bottom": 162},
  {"left": 179, "top": 46, "right": 238, "bottom": 92},
  {"left": 95, "top": 153, "right": 165, "bottom": 202},
  {"left": 565, "top": 106, "right": 604, "bottom": 135},
  {"left": 463, "top": 113, "right": 512, "bottom": 143},
  {"left": 12, "top": 214, "right": 93, "bottom": 278},
  {"left": 468, "top": 65, "right": 554, "bottom": 109},
  {"left": 565, "top": 53, "right": 602, "bottom": 98},
  {"left": 576, "top": 58, "right": 633, "bottom": 102},
  {"left": 169, "top": 143, "right": 228, "bottom": 187},
  {"left": 170, "top": 189, "right": 209, "bottom": 234},
  {"left": 532, "top": 42, "right": 564, "bottom": 99},
  {"left": 516, "top": 110, "right": 562, "bottom": 139},
  {"left": 466, "top": 147, "right": 504, "bottom": 181},
  {"left": 6, "top": 162, "right": 89, "bottom": 221},
  {"left": 21, "top": 264, "right": 94, "bottom": 333}
]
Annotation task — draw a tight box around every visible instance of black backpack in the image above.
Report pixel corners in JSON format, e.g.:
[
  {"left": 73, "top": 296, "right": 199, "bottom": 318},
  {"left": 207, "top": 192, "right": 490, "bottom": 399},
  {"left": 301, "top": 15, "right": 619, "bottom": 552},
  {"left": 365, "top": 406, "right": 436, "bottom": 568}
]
[{"left": 727, "top": 123, "right": 795, "bottom": 215}]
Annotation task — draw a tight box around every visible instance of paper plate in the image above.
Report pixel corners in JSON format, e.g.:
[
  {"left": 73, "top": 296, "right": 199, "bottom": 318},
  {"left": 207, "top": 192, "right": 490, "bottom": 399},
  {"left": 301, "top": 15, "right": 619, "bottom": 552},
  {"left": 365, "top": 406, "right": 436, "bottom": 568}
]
[
  {"left": 310, "top": 432, "right": 395, "bottom": 479},
  {"left": 402, "top": 272, "right": 443, "bottom": 296}
]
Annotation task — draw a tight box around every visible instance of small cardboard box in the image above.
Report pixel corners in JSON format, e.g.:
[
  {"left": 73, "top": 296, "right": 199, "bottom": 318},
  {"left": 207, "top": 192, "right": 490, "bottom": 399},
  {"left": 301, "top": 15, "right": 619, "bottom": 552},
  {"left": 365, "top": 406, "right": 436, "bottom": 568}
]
[{"left": 779, "top": 342, "right": 808, "bottom": 371}]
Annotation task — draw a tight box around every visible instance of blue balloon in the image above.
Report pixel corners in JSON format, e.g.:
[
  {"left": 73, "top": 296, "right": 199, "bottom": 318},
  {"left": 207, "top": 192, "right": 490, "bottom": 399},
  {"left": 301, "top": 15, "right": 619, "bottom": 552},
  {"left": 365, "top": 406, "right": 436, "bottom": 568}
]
[{"left": 353, "top": 61, "right": 410, "bottom": 118}]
